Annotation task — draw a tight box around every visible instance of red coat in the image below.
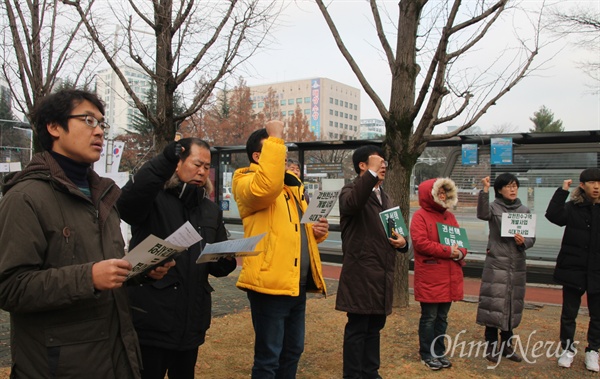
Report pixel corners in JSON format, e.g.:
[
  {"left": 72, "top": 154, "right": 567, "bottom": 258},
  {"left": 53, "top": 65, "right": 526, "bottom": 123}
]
[{"left": 410, "top": 178, "right": 467, "bottom": 303}]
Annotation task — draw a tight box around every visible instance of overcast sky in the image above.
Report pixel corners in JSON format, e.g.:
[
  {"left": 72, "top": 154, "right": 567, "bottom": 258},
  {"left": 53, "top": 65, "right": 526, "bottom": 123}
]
[{"left": 241, "top": 1, "right": 599, "bottom": 133}]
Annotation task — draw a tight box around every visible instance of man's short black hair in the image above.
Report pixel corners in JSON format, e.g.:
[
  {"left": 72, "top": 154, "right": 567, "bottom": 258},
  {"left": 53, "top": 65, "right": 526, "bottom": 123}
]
[
  {"left": 179, "top": 138, "right": 211, "bottom": 161},
  {"left": 352, "top": 145, "right": 385, "bottom": 174},
  {"left": 493, "top": 172, "right": 520, "bottom": 198},
  {"left": 29, "top": 89, "right": 105, "bottom": 151},
  {"left": 246, "top": 128, "right": 269, "bottom": 164}
]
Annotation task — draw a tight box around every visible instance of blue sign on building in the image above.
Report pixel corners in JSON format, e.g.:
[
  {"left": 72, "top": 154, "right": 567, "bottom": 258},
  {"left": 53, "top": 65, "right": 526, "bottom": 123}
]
[
  {"left": 461, "top": 144, "right": 478, "bottom": 165},
  {"left": 491, "top": 137, "right": 513, "bottom": 165}
]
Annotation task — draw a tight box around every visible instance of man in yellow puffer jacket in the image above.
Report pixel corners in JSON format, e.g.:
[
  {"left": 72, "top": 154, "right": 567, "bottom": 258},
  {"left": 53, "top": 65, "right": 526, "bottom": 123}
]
[{"left": 233, "top": 120, "right": 329, "bottom": 378}]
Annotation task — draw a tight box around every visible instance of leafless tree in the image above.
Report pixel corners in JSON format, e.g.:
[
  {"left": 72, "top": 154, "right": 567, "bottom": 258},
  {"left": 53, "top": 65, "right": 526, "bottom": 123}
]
[
  {"left": 1, "top": 0, "right": 99, "bottom": 151},
  {"left": 487, "top": 122, "right": 518, "bottom": 134},
  {"left": 63, "top": 0, "right": 281, "bottom": 153},
  {"left": 316, "top": 0, "right": 546, "bottom": 307},
  {"left": 548, "top": 4, "right": 599, "bottom": 91}
]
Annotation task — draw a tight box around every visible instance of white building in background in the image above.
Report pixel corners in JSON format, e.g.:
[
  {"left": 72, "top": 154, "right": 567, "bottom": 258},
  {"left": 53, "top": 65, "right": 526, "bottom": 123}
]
[
  {"left": 248, "top": 78, "right": 361, "bottom": 141},
  {"left": 360, "top": 118, "right": 385, "bottom": 140},
  {"left": 95, "top": 65, "right": 151, "bottom": 137}
]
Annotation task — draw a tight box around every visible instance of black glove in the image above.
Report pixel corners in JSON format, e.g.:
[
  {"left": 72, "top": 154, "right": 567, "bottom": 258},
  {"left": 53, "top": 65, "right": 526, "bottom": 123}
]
[{"left": 163, "top": 140, "right": 182, "bottom": 163}]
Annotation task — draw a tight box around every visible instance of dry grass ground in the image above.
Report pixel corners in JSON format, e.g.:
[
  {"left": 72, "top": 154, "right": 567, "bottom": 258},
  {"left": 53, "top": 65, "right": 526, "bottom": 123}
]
[
  {"left": 0, "top": 272, "right": 597, "bottom": 378},
  {"left": 197, "top": 294, "right": 596, "bottom": 378}
]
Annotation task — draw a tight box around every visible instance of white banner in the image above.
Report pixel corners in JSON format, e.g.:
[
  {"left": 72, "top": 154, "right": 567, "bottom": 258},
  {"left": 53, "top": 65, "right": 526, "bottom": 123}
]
[
  {"left": 300, "top": 189, "right": 340, "bottom": 224},
  {"left": 94, "top": 140, "right": 108, "bottom": 174},
  {"left": 501, "top": 213, "right": 537, "bottom": 237}
]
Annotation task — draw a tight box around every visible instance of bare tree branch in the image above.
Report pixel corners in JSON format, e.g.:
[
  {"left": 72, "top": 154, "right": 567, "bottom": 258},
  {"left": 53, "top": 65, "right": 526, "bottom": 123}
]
[
  {"left": 63, "top": 0, "right": 280, "bottom": 151},
  {"left": 2, "top": 0, "right": 97, "bottom": 152},
  {"left": 315, "top": 0, "right": 389, "bottom": 119},
  {"left": 369, "top": 0, "right": 395, "bottom": 70},
  {"left": 316, "top": 0, "right": 547, "bottom": 307}
]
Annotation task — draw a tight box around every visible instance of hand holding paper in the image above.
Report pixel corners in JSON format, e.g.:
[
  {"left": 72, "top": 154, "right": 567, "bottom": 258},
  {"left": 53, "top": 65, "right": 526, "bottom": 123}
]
[
  {"left": 124, "top": 221, "right": 202, "bottom": 279},
  {"left": 196, "top": 233, "right": 266, "bottom": 263}
]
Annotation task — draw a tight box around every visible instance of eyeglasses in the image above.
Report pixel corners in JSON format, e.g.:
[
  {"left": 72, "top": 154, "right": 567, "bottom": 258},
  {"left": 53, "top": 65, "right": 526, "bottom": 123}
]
[
  {"left": 67, "top": 114, "right": 110, "bottom": 131},
  {"left": 503, "top": 184, "right": 518, "bottom": 190},
  {"left": 382, "top": 161, "right": 389, "bottom": 167}
]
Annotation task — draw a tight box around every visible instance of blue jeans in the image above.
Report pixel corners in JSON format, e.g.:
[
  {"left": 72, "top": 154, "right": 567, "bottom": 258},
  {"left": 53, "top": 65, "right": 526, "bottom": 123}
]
[
  {"left": 418, "top": 302, "right": 452, "bottom": 360},
  {"left": 247, "top": 287, "right": 307, "bottom": 379}
]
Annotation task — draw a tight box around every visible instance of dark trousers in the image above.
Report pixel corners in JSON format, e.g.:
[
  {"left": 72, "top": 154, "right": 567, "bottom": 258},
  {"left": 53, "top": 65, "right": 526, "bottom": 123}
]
[
  {"left": 418, "top": 302, "right": 452, "bottom": 360},
  {"left": 342, "top": 312, "right": 387, "bottom": 379},
  {"left": 485, "top": 326, "right": 514, "bottom": 344},
  {"left": 560, "top": 285, "right": 600, "bottom": 352},
  {"left": 247, "top": 288, "right": 307, "bottom": 379},
  {"left": 139, "top": 345, "right": 199, "bottom": 379}
]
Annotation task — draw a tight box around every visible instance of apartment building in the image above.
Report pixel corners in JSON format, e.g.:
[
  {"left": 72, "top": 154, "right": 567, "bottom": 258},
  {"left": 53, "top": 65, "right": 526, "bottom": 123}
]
[
  {"left": 95, "top": 65, "right": 151, "bottom": 137},
  {"left": 249, "top": 78, "right": 361, "bottom": 141}
]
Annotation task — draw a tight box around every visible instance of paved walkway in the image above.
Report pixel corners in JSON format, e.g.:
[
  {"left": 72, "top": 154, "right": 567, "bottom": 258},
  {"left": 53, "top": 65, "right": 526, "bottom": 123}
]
[{"left": 321, "top": 263, "right": 585, "bottom": 307}]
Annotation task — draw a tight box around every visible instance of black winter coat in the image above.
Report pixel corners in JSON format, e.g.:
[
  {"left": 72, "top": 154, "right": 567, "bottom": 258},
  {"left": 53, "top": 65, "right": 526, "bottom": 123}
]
[
  {"left": 118, "top": 153, "right": 236, "bottom": 350},
  {"left": 545, "top": 187, "right": 600, "bottom": 294},
  {"left": 336, "top": 172, "right": 408, "bottom": 315}
]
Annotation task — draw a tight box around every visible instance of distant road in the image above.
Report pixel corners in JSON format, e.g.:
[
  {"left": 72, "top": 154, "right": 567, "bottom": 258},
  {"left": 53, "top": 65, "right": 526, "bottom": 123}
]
[
  {"left": 225, "top": 217, "right": 559, "bottom": 285},
  {"left": 224, "top": 223, "right": 560, "bottom": 262}
]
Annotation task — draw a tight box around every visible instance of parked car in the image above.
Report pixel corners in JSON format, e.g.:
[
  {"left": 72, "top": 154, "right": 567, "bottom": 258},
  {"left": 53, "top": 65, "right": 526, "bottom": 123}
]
[{"left": 223, "top": 186, "right": 232, "bottom": 199}]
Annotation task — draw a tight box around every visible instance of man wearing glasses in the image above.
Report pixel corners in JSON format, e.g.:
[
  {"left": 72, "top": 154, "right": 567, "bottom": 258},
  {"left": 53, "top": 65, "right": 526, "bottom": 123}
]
[
  {"left": 0, "top": 89, "right": 171, "bottom": 378},
  {"left": 337, "top": 145, "right": 408, "bottom": 378}
]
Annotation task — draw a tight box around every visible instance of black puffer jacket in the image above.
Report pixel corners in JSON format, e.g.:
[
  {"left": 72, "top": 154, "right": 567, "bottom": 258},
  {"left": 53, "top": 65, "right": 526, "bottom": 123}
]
[
  {"left": 118, "top": 153, "right": 236, "bottom": 350},
  {"left": 545, "top": 187, "right": 600, "bottom": 294}
]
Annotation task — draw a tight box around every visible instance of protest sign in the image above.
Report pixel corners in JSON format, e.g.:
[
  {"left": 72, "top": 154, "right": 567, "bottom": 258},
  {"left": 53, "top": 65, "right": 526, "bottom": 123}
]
[
  {"left": 300, "top": 189, "right": 340, "bottom": 224},
  {"left": 501, "top": 213, "right": 536, "bottom": 237},
  {"left": 436, "top": 222, "right": 470, "bottom": 249},
  {"left": 378, "top": 206, "right": 408, "bottom": 237}
]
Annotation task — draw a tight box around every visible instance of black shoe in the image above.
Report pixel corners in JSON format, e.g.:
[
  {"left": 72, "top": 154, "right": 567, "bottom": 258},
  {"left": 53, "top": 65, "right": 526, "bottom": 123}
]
[
  {"left": 502, "top": 345, "right": 523, "bottom": 362},
  {"left": 485, "top": 344, "right": 500, "bottom": 363},
  {"left": 438, "top": 357, "right": 452, "bottom": 368},
  {"left": 422, "top": 358, "right": 443, "bottom": 370}
]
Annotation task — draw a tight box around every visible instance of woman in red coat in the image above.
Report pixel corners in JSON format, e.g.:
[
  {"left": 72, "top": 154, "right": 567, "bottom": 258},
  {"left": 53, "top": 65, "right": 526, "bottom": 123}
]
[{"left": 410, "top": 178, "right": 467, "bottom": 370}]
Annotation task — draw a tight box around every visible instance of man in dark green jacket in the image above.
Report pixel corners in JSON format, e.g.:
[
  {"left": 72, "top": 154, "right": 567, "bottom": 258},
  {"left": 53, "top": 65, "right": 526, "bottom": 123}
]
[{"left": 0, "top": 89, "right": 170, "bottom": 378}]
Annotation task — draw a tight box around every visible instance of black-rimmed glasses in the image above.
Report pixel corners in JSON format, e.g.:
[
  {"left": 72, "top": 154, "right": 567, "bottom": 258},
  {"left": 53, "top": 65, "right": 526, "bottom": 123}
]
[{"left": 67, "top": 114, "right": 110, "bottom": 131}]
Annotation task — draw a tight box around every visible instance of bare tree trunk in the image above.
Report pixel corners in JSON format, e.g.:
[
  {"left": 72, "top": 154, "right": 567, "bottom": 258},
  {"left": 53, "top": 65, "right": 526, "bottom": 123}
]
[{"left": 316, "top": 0, "right": 542, "bottom": 308}]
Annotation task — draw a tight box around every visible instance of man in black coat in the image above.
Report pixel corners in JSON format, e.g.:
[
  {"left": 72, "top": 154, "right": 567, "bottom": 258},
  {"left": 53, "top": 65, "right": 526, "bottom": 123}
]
[
  {"left": 118, "top": 138, "right": 237, "bottom": 379},
  {"left": 546, "top": 167, "right": 600, "bottom": 372},
  {"left": 337, "top": 145, "right": 408, "bottom": 378}
]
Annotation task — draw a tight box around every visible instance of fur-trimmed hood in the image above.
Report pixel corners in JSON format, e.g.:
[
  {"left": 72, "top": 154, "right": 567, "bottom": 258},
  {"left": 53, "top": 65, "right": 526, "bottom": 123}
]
[
  {"left": 570, "top": 186, "right": 592, "bottom": 205},
  {"left": 418, "top": 177, "right": 458, "bottom": 213}
]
